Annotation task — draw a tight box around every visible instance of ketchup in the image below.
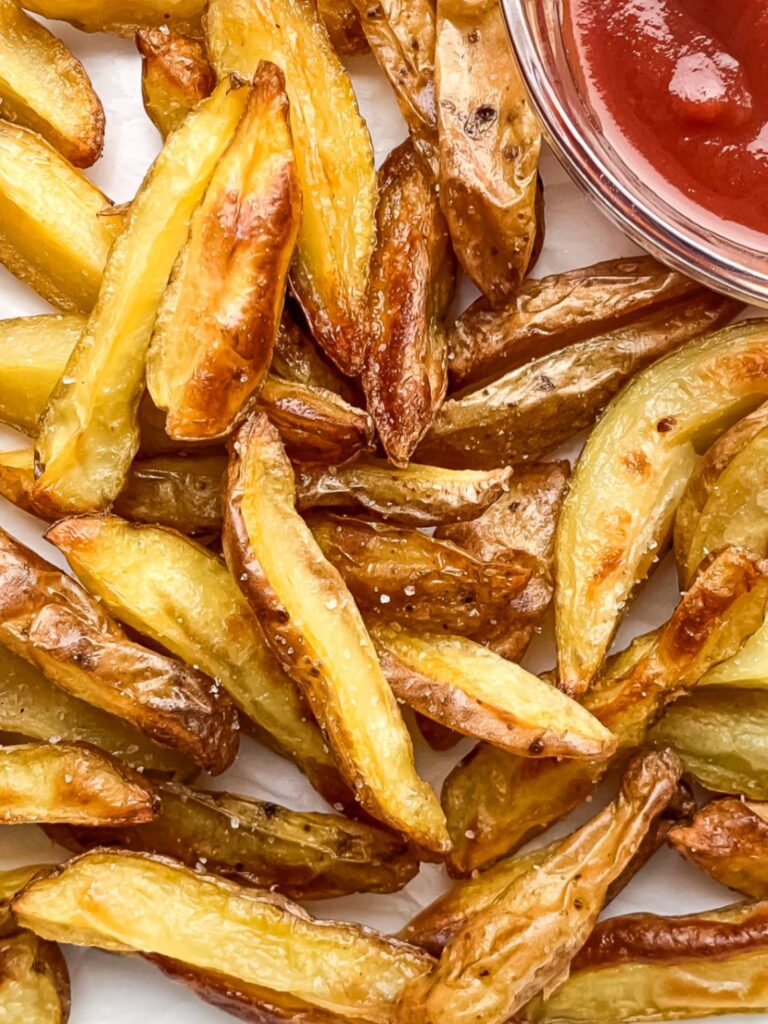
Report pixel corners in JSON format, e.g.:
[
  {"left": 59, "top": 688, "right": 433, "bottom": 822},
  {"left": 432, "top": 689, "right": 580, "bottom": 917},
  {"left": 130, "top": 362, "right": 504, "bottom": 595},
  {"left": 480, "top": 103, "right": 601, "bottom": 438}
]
[{"left": 564, "top": 0, "right": 768, "bottom": 239}]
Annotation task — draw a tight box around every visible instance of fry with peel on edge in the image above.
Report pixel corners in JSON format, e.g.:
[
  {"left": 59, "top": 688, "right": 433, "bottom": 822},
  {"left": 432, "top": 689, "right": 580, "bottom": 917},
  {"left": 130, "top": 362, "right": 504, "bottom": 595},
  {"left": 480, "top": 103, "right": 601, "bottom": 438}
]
[
  {"left": 224, "top": 412, "right": 450, "bottom": 854},
  {"left": 205, "top": 0, "right": 378, "bottom": 375},
  {"left": 20, "top": 0, "right": 203, "bottom": 36},
  {"left": 398, "top": 749, "right": 682, "bottom": 1024},
  {"left": 33, "top": 77, "right": 250, "bottom": 517},
  {"left": 0, "top": 929, "right": 70, "bottom": 1023},
  {"left": 372, "top": 624, "right": 616, "bottom": 758},
  {"left": 272, "top": 309, "right": 358, "bottom": 402},
  {"left": 0, "top": 123, "right": 122, "bottom": 313},
  {"left": 13, "top": 850, "right": 434, "bottom": 1022},
  {"left": 520, "top": 900, "right": 768, "bottom": 1024},
  {"left": 148, "top": 62, "right": 301, "bottom": 442},
  {"left": 441, "top": 546, "right": 768, "bottom": 875},
  {"left": 46, "top": 515, "right": 354, "bottom": 810},
  {"left": 296, "top": 456, "right": 512, "bottom": 526},
  {"left": 137, "top": 28, "right": 214, "bottom": 138},
  {"left": 0, "top": 0, "right": 104, "bottom": 167},
  {"left": 434, "top": 0, "right": 540, "bottom": 304},
  {"left": 0, "top": 742, "right": 156, "bottom": 826},
  {"left": 556, "top": 318, "right": 768, "bottom": 697},
  {"left": 362, "top": 139, "right": 455, "bottom": 465},
  {"left": 0, "top": 527, "right": 238, "bottom": 775}
]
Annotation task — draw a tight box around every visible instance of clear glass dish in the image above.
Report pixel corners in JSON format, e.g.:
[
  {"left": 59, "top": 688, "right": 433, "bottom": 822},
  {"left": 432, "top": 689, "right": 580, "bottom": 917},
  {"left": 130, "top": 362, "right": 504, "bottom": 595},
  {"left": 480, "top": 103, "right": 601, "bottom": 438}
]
[{"left": 500, "top": 0, "right": 768, "bottom": 307}]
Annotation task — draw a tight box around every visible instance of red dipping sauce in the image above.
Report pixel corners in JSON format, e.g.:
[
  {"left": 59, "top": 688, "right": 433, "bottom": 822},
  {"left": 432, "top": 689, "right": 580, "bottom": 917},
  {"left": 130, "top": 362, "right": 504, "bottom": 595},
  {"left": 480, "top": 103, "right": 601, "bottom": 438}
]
[{"left": 564, "top": 0, "right": 768, "bottom": 242}]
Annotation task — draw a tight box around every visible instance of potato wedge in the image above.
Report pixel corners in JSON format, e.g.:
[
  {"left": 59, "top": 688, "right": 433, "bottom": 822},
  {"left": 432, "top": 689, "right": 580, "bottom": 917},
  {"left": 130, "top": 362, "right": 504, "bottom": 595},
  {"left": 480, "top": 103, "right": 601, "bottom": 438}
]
[
  {"left": 137, "top": 28, "right": 214, "bottom": 138},
  {"left": 449, "top": 256, "right": 707, "bottom": 391},
  {"left": 701, "top": 613, "right": 768, "bottom": 689},
  {"left": 46, "top": 780, "right": 418, "bottom": 900},
  {"left": 373, "top": 624, "right": 616, "bottom": 758},
  {"left": 224, "top": 412, "right": 449, "bottom": 853},
  {"left": 0, "top": 929, "right": 70, "bottom": 1023},
  {"left": 362, "top": 140, "right": 455, "bottom": 465},
  {"left": 0, "top": 528, "right": 238, "bottom": 775},
  {"left": 20, "top": 0, "right": 203, "bottom": 36},
  {"left": 318, "top": 0, "right": 368, "bottom": 55},
  {"left": 0, "top": 742, "right": 156, "bottom": 826},
  {"left": 417, "top": 291, "right": 738, "bottom": 470},
  {"left": 398, "top": 750, "right": 682, "bottom": 1024},
  {"left": 556, "top": 318, "right": 768, "bottom": 696},
  {"left": 441, "top": 546, "right": 768, "bottom": 874},
  {"left": 272, "top": 309, "right": 358, "bottom": 402},
  {"left": 0, "top": 865, "right": 54, "bottom": 936},
  {"left": 46, "top": 515, "right": 353, "bottom": 810},
  {"left": 13, "top": 851, "right": 433, "bottom": 1022},
  {"left": 0, "top": 122, "right": 122, "bottom": 313},
  {"left": 33, "top": 77, "right": 250, "bottom": 516},
  {"left": 205, "top": 0, "right": 378, "bottom": 375},
  {"left": 148, "top": 63, "right": 300, "bottom": 442},
  {"left": 434, "top": 0, "right": 540, "bottom": 304},
  {"left": 296, "top": 456, "right": 512, "bottom": 526},
  {"left": 520, "top": 900, "right": 768, "bottom": 1024}
]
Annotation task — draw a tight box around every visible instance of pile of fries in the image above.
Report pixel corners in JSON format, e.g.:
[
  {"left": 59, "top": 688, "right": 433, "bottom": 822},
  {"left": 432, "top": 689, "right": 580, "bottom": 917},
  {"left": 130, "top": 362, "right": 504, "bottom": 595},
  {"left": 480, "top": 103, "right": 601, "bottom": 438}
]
[{"left": 2, "top": 2, "right": 768, "bottom": 1022}]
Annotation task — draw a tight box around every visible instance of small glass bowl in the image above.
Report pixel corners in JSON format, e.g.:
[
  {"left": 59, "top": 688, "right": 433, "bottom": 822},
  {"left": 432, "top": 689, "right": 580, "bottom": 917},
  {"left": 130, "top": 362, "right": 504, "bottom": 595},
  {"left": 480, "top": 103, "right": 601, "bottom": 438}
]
[{"left": 500, "top": 0, "right": 768, "bottom": 307}]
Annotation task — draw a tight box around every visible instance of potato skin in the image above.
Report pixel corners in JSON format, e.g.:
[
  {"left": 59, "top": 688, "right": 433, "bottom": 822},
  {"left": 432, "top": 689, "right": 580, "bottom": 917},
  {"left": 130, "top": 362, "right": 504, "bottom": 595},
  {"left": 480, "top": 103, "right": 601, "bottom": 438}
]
[
  {"left": 272, "top": 310, "right": 359, "bottom": 403},
  {"left": 318, "top": 0, "right": 368, "bottom": 55},
  {"left": 137, "top": 28, "right": 214, "bottom": 138},
  {"left": 0, "top": 929, "right": 70, "bottom": 1023}
]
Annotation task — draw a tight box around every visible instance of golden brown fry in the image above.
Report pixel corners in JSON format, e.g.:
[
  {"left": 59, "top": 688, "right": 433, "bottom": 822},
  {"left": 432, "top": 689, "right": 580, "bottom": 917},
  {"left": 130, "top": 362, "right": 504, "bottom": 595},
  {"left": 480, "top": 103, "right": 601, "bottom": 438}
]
[
  {"left": 224, "top": 412, "right": 449, "bottom": 853},
  {"left": 441, "top": 546, "right": 768, "bottom": 874},
  {"left": 0, "top": 742, "right": 156, "bottom": 826},
  {"left": 296, "top": 456, "right": 512, "bottom": 526},
  {"left": 137, "top": 28, "right": 214, "bottom": 138},
  {"left": 13, "top": 850, "right": 434, "bottom": 1022},
  {"left": 20, "top": 0, "right": 203, "bottom": 36},
  {"left": 434, "top": 0, "right": 540, "bottom": 304},
  {"left": 33, "top": 77, "right": 249, "bottom": 516},
  {"left": 557, "top": 318, "right": 768, "bottom": 696},
  {"left": 399, "top": 750, "right": 682, "bottom": 1024},
  {"left": 0, "top": 122, "right": 122, "bottom": 313},
  {"left": 0, "top": 929, "right": 70, "bottom": 1023},
  {"left": 46, "top": 780, "right": 419, "bottom": 900},
  {"left": 417, "top": 291, "right": 740, "bottom": 470},
  {"left": 0, "top": 0, "right": 103, "bottom": 166},
  {"left": 318, "top": 0, "right": 368, "bottom": 55},
  {"left": 0, "top": 528, "right": 238, "bottom": 775},
  {"left": 272, "top": 310, "right": 358, "bottom": 403},
  {"left": 205, "top": 0, "right": 378, "bottom": 375},
  {"left": 449, "top": 256, "right": 706, "bottom": 391},
  {"left": 46, "top": 515, "right": 354, "bottom": 810},
  {"left": 0, "top": 865, "right": 54, "bottom": 936}
]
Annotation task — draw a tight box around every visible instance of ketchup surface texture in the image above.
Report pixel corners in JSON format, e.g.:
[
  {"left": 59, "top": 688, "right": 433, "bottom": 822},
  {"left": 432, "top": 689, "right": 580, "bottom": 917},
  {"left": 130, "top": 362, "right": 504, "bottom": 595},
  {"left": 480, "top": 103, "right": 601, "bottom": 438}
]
[{"left": 565, "top": 0, "right": 768, "bottom": 236}]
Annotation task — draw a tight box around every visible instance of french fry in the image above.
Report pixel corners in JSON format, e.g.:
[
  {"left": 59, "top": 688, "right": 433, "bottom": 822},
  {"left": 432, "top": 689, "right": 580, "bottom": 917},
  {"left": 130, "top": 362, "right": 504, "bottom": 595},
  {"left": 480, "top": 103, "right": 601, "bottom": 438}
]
[
  {"left": 137, "top": 28, "right": 214, "bottom": 138},
  {"left": 33, "top": 76, "right": 250, "bottom": 515},
  {"left": 20, "top": 0, "right": 204, "bottom": 36},
  {"left": 0, "top": 122, "right": 122, "bottom": 313},
  {"left": 318, "top": 0, "right": 368, "bottom": 55},
  {"left": 13, "top": 850, "right": 434, "bottom": 1022},
  {"left": 224, "top": 412, "right": 450, "bottom": 853},
  {"left": 0, "top": 865, "right": 54, "bottom": 936},
  {"left": 0, "top": 929, "right": 70, "bottom": 1023},
  {"left": 205, "top": 0, "right": 378, "bottom": 375}
]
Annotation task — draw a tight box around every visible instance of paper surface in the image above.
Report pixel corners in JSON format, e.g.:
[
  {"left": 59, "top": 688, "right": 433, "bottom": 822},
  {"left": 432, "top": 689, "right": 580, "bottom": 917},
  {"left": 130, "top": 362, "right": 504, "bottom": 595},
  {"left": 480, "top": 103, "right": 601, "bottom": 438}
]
[{"left": 0, "top": 18, "right": 757, "bottom": 1024}]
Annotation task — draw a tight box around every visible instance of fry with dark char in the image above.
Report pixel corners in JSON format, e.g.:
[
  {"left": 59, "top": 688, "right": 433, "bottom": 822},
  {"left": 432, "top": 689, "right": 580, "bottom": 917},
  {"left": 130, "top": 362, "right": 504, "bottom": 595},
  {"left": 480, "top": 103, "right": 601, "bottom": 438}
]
[
  {"left": 0, "top": 742, "right": 156, "bottom": 825},
  {"left": 398, "top": 750, "right": 682, "bottom": 1024},
  {"left": 137, "top": 28, "right": 214, "bottom": 138},
  {"left": 20, "top": 0, "right": 204, "bottom": 36},
  {"left": 362, "top": 139, "right": 454, "bottom": 466},
  {"left": 13, "top": 850, "right": 434, "bottom": 1022},
  {"left": 0, "top": 528, "right": 238, "bottom": 775},
  {"left": 0, "top": 929, "right": 70, "bottom": 1023}
]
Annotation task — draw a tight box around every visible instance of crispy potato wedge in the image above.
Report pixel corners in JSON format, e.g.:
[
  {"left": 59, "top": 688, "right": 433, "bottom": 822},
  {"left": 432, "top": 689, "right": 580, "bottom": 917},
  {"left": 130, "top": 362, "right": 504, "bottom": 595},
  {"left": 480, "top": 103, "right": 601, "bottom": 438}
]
[
  {"left": 441, "top": 546, "right": 768, "bottom": 874},
  {"left": 362, "top": 140, "right": 455, "bottom": 465},
  {"left": 296, "top": 456, "right": 512, "bottom": 526},
  {"left": 137, "top": 28, "right": 214, "bottom": 138},
  {"left": 675, "top": 401, "right": 768, "bottom": 585},
  {"left": 520, "top": 900, "right": 768, "bottom": 1024},
  {"left": 318, "top": 0, "right": 368, "bottom": 55},
  {"left": 398, "top": 750, "right": 682, "bottom": 1024},
  {"left": 0, "top": 122, "right": 122, "bottom": 313},
  {"left": 20, "top": 0, "right": 203, "bottom": 36},
  {"left": 557, "top": 318, "right": 768, "bottom": 696},
  {"left": 33, "top": 77, "right": 249, "bottom": 516},
  {"left": 0, "top": 0, "right": 103, "bottom": 167},
  {"left": 224, "top": 413, "right": 449, "bottom": 853},
  {"left": 449, "top": 256, "right": 707, "bottom": 391},
  {"left": 13, "top": 851, "right": 433, "bottom": 1022},
  {"left": 0, "top": 928, "right": 70, "bottom": 1023},
  {"left": 46, "top": 780, "right": 418, "bottom": 900},
  {"left": 0, "top": 742, "right": 156, "bottom": 825},
  {"left": 372, "top": 624, "right": 616, "bottom": 758},
  {"left": 0, "top": 865, "right": 54, "bottom": 936},
  {"left": 206, "top": 0, "right": 377, "bottom": 376},
  {"left": 148, "top": 63, "right": 300, "bottom": 442},
  {"left": 434, "top": 0, "right": 540, "bottom": 304},
  {"left": 417, "top": 291, "right": 738, "bottom": 470},
  {"left": 0, "top": 528, "right": 238, "bottom": 775},
  {"left": 46, "top": 515, "right": 353, "bottom": 810},
  {"left": 272, "top": 310, "right": 358, "bottom": 402}
]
